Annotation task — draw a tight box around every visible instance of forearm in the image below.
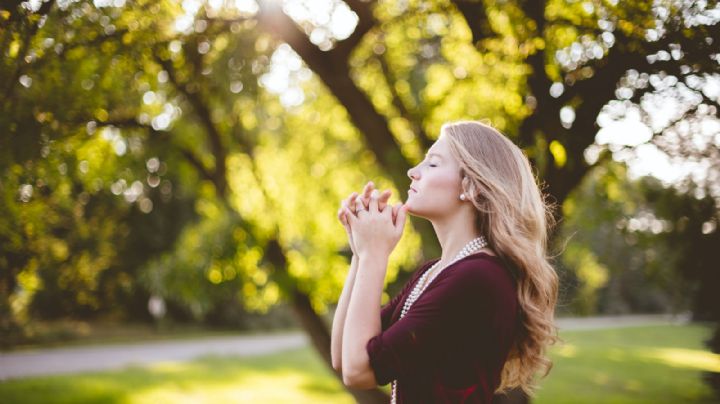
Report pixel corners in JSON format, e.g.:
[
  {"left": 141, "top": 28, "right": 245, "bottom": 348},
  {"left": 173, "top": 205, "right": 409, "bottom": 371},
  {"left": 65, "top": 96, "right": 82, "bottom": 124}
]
[
  {"left": 331, "top": 254, "right": 359, "bottom": 371},
  {"left": 341, "top": 254, "right": 387, "bottom": 386}
]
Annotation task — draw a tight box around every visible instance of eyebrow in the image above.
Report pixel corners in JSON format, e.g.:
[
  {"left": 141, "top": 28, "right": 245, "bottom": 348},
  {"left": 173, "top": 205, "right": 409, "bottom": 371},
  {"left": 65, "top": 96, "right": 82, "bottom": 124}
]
[{"left": 425, "top": 152, "right": 443, "bottom": 159}]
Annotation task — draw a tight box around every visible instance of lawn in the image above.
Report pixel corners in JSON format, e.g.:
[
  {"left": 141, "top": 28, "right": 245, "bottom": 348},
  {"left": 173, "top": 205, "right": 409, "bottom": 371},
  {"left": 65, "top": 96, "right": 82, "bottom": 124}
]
[
  {"left": 0, "top": 323, "right": 717, "bottom": 403},
  {"left": 0, "top": 347, "right": 356, "bottom": 404},
  {"left": 534, "top": 323, "right": 719, "bottom": 404}
]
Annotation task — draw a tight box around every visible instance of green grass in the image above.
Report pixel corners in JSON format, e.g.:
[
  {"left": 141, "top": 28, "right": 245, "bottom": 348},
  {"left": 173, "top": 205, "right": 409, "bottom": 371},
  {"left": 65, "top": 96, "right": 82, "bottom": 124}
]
[
  {"left": 0, "top": 324, "right": 717, "bottom": 403},
  {"left": 535, "top": 323, "right": 719, "bottom": 403},
  {"left": 0, "top": 347, "right": 354, "bottom": 404}
]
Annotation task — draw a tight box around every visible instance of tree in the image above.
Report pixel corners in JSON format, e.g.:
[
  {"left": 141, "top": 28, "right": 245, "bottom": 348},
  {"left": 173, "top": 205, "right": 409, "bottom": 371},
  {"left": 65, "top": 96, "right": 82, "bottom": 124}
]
[
  {"left": 255, "top": 0, "right": 719, "bottom": 212},
  {"left": 557, "top": 162, "right": 697, "bottom": 316},
  {"left": 0, "top": 0, "right": 199, "bottom": 342},
  {"left": 2, "top": 0, "right": 719, "bottom": 402},
  {"left": 252, "top": 1, "right": 719, "bottom": 400}
]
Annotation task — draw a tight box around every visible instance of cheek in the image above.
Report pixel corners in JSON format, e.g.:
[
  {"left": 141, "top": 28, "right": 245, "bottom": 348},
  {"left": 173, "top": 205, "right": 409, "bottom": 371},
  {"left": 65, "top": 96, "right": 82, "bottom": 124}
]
[
  {"left": 405, "top": 172, "right": 459, "bottom": 215},
  {"left": 411, "top": 171, "right": 460, "bottom": 209},
  {"left": 428, "top": 170, "right": 461, "bottom": 196}
]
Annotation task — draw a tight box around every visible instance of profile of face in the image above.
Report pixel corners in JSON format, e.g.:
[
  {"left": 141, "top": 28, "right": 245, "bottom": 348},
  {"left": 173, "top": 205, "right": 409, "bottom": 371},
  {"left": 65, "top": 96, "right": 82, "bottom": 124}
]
[{"left": 405, "top": 133, "right": 465, "bottom": 220}]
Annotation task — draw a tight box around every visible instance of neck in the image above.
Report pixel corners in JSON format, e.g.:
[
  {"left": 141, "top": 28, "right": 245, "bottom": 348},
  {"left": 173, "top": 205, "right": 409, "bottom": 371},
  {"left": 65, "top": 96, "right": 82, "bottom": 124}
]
[{"left": 431, "top": 208, "right": 482, "bottom": 264}]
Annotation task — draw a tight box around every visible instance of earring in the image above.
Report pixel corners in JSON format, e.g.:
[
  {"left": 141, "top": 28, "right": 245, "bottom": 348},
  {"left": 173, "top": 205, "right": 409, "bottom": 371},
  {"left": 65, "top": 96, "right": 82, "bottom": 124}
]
[{"left": 459, "top": 194, "right": 466, "bottom": 201}]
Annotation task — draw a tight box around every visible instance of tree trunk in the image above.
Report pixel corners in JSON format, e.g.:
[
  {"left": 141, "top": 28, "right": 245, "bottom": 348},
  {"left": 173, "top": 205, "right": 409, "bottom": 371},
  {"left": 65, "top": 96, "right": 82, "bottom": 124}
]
[
  {"left": 288, "top": 286, "right": 390, "bottom": 403},
  {"left": 265, "top": 239, "right": 390, "bottom": 403},
  {"left": 703, "top": 322, "right": 720, "bottom": 399}
]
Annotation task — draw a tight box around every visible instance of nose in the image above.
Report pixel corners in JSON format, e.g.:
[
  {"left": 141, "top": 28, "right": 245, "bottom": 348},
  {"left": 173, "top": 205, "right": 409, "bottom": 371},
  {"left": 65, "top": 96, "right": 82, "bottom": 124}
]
[{"left": 407, "top": 165, "right": 419, "bottom": 180}]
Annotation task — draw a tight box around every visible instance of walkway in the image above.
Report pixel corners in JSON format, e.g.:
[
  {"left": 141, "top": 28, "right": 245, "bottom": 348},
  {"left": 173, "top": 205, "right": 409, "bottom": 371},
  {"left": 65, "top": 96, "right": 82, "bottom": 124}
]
[
  {"left": 0, "top": 332, "right": 307, "bottom": 380},
  {"left": 0, "top": 314, "right": 692, "bottom": 380}
]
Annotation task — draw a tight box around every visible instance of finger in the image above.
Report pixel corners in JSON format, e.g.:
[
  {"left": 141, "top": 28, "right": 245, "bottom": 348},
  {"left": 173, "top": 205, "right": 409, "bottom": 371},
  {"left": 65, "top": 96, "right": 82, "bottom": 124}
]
[
  {"left": 339, "top": 208, "right": 349, "bottom": 227},
  {"left": 362, "top": 181, "right": 374, "bottom": 198},
  {"left": 341, "top": 200, "right": 352, "bottom": 218},
  {"left": 348, "top": 193, "right": 359, "bottom": 214},
  {"left": 381, "top": 200, "right": 392, "bottom": 219},
  {"left": 344, "top": 207, "right": 357, "bottom": 225},
  {"left": 394, "top": 204, "right": 408, "bottom": 233},
  {"left": 378, "top": 189, "right": 392, "bottom": 211},
  {"left": 391, "top": 203, "right": 400, "bottom": 223},
  {"left": 361, "top": 181, "right": 374, "bottom": 209},
  {"left": 369, "top": 189, "right": 379, "bottom": 213},
  {"left": 354, "top": 197, "right": 365, "bottom": 216}
]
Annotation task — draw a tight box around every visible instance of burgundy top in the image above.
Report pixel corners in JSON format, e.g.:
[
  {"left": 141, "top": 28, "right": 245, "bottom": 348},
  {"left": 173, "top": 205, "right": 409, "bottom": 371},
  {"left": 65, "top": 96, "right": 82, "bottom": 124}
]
[{"left": 366, "top": 252, "right": 519, "bottom": 403}]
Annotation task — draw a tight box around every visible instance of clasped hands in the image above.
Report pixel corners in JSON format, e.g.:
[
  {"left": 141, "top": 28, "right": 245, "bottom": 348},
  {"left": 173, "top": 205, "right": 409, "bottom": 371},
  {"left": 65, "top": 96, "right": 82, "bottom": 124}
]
[{"left": 337, "top": 181, "right": 408, "bottom": 259}]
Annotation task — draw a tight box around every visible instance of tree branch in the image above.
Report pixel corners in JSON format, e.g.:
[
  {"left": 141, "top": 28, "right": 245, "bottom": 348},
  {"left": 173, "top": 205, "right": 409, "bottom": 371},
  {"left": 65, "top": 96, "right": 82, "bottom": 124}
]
[
  {"left": 334, "top": 0, "right": 377, "bottom": 61},
  {"left": 256, "top": 2, "right": 412, "bottom": 189},
  {"left": 450, "top": 0, "right": 497, "bottom": 45},
  {"left": 376, "top": 47, "right": 433, "bottom": 151},
  {"left": 3, "top": 0, "right": 56, "bottom": 101},
  {"left": 155, "top": 55, "right": 228, "bottom": 197},
  {"left": 94, "top": 117, "right": 217, "bottom": 184}
]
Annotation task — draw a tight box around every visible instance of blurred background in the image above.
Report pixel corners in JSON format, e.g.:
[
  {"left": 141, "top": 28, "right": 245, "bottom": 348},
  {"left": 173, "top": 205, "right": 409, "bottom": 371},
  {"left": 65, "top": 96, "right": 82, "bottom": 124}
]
[{"left": 1, "top": 0, "right": 719, "bottom": 403}]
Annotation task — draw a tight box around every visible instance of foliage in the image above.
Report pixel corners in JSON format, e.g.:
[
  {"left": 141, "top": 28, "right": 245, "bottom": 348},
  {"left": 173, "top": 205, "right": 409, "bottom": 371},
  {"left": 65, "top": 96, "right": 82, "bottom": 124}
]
[
  {"left": 1, "top": 0, "right": 424, "bottom": 336},
  {"left": 2, "top": 1, "right": 719, "bottom": 398},
  {"left": 639, "top": 178, "right": 720, "bottom": 322},
  {"left": 558, "top": 163, "right": 693, "bottom": 316}
]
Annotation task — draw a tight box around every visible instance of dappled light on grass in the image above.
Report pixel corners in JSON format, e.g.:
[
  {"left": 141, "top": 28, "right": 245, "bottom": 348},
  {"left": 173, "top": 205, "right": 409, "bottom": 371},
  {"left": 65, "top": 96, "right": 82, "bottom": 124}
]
[
  {"left": 130, "top": 371, "right": 340, "bottom": 404},
  {"left": 0, "top": 348, "right": 353, "bottom": 404},
  {"left": 641, "top": 347, "right": 720, "bottom": 373},
  {"left": 0, "top": 325, "right": 716, "bottom": 403},
  {"left": 535, "top": 324, "right": 718, "bottom": 404},
  {"left": 554, "top": 343, "right": 577, "bottom": 358}
]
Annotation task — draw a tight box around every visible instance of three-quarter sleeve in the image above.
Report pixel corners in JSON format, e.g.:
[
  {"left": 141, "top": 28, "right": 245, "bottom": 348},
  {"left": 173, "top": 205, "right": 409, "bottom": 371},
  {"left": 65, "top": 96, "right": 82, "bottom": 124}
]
[
  {"left": 379, "top": 260, "right": 437, "bottom": 331},
  {"left": 366, "top": 258, "right": 515, "bottom": 386}
]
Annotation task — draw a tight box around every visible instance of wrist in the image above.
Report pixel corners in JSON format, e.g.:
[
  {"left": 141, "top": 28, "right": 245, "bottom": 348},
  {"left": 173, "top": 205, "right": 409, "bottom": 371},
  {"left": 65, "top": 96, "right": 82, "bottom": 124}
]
[{"left": 357, "top": 253, "right": 389, "bottom": 269}]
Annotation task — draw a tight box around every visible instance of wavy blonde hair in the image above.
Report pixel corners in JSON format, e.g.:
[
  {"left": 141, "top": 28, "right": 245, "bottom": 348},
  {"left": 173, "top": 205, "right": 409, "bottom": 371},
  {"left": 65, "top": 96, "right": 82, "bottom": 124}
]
[{"left": 443, "top": 120, "right": 559, "bottom": 396}]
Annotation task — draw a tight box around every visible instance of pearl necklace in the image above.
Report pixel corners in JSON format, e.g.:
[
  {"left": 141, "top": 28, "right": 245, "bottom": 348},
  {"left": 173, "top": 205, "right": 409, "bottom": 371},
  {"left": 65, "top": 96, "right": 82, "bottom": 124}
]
[{"left": 390, "top": 236, "right": 488, "bottom": 404}]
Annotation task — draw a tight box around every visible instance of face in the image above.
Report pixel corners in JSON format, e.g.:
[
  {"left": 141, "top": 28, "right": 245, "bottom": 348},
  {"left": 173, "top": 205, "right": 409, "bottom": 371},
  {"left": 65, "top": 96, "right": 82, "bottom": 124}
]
[{"left": 405, "top": 134, "right": 464, "bottom": 219}]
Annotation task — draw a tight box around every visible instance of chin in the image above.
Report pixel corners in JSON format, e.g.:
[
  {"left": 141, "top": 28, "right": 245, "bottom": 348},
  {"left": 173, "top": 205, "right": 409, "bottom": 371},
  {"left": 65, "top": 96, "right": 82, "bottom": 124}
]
[
  {"left": 403, "top": 202, "right": 417, "bottom": 216},
  {"left": 404, "top": 204, "right": 429, "bottom": 219}
]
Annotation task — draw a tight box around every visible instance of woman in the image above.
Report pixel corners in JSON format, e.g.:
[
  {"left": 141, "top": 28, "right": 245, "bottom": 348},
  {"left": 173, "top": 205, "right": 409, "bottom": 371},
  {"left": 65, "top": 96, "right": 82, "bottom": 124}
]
[{"left": 331, "top": 120, "right": 559, "bottom": 403}]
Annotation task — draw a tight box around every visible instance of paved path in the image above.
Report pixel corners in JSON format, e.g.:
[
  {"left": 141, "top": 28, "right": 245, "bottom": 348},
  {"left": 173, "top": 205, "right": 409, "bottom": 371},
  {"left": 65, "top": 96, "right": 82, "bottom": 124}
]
[
  {"left": 556, "top": 313, "right": 692, "bottom": 330},
  {"left": 0, "top": 314, "right": 692, "bottom": 380},
  {"left": 0, "top": 332, "right": 307, "bottom": 381}
]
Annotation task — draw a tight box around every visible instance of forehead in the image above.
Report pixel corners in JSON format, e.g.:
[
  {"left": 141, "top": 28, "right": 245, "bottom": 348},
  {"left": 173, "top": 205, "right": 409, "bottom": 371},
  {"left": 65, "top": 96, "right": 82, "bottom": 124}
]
[{"left": 427, "top": 135, "right": 450, "bottom": 156}]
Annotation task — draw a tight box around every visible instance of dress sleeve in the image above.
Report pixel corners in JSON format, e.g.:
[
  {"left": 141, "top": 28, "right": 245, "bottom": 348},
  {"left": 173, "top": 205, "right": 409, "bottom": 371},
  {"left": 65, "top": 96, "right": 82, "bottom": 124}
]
[
  {"left": 379, "top": 260, "right": 437, "bottom": 331},
  {"left": 366, "top": 259, "right": 512, "bottom": 385}
]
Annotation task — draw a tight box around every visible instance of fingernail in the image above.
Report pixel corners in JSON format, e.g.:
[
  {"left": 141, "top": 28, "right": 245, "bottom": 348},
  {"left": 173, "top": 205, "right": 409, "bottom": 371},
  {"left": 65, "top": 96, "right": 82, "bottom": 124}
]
[{"left": 371, "top": 189, "right": 379, "bottom": 198}]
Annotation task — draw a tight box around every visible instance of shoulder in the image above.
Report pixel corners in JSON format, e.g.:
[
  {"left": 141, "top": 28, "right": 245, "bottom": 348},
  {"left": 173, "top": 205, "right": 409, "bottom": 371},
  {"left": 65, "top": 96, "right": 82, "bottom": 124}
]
[{"left": 441, "top": 253, "right": 517, "bottom": 295}]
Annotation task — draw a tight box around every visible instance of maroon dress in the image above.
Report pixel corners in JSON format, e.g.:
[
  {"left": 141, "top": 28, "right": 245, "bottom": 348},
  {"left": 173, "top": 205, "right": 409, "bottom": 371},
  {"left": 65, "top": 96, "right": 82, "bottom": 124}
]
[{"left": 366, "top": 252, "right": 519, "bottom": 403}]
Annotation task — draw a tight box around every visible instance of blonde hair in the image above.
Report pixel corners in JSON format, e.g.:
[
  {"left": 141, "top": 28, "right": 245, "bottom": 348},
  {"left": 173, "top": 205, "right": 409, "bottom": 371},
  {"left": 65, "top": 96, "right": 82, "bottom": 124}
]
[{"left": 443, "top": 120, "right": 559, "bottom": 396}]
